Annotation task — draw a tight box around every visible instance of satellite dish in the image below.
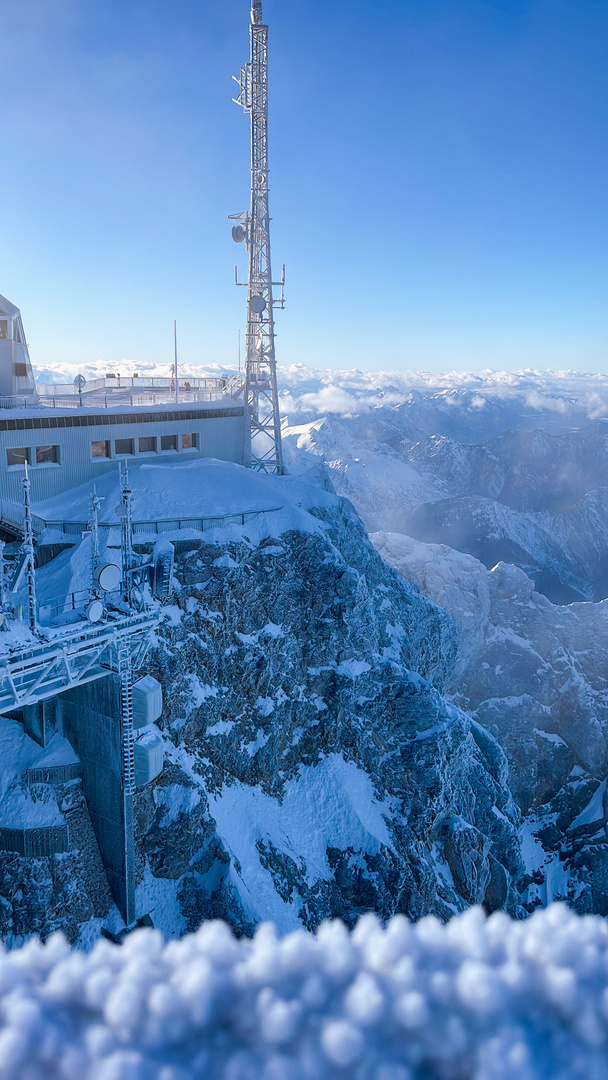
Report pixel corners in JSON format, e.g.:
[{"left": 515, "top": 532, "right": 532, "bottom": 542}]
[
  {"left": 86, "top": 599, "right": 104, "bottom": 623},
  {"left": 232, "top": 225, "right": 246, "bottom": 243},
  {"left": 114, "top": 503, "right": 127, "bottom": 518},
  {"left": 96, "top": 563, "right": 121, "bottom": 592},
  {"left": 249, "top": 294, "right": 266, "bottom": 314},
  {"left": 74, "top": 374, "right": 86, "bottom": 392}
]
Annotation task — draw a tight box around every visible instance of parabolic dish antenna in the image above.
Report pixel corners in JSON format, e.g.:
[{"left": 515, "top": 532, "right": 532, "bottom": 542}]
[
  {"left": 249, "top": 294, "right": 266, "bottom": 314},
  {"left": 74, "top": 374, "right": 86, "bottom": 392},
  {"left": 96, "top": 563, "right": 121, "bottom": 592},
  {"left": 232, "top": 225, "right": 246, "bottom": 243},
  {"left": 86, "top": 599, "right": 104, "bottom": 623},
  {"left": 114, "top": 503, "right": 127, "bottom": 519}
]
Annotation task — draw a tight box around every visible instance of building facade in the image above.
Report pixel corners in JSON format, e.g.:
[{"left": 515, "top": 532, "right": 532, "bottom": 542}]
[{"left": 0, "top": 295, "right": 250, "bottom": 511}]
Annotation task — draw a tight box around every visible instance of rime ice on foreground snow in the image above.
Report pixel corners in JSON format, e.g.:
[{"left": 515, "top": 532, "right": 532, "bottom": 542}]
[{"left": 0, "top": 904, "right": 607, "bottom": 1079}]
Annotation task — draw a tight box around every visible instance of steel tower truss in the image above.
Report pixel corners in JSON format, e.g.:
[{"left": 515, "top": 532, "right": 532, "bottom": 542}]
[{"left": 231, "top": 0, "right": 285, "bottom": 474}]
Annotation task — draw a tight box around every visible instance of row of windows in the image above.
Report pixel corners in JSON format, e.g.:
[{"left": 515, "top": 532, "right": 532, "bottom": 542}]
[
  {"left": 6, "top": 445, "right": 59, "bottom": 467},
  {"left": 92, "top": 433, "right": 198, "bottom": 459},
  {"left": 6, "top": 433, "right": 199, "bottom": 468}
]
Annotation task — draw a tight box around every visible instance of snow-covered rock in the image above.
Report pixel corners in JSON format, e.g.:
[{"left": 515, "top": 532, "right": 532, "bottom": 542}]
[
  {"left": 372, "top": 532, "right": 608, "bottom": 915},
  {"left": 136, "top": 482, "right": 522, "bottom": 933}
]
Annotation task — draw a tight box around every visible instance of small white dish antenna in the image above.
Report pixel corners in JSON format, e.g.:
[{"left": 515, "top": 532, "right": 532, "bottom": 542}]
[
  {"left": 232, "top": 225, "right": 247, "bottom": 243},
  {"left": 96, "top": 563, "right": 121, "bottom": 592},
  {"left": 74, "top": 374, "right": 86, "bottom": 392},
  {"left": 86, "top": 599, "right": 104, "bottom": 623},
  {"left": 115, "top": 503, "right": 127, "bottom": 518},
  {"left": 249, "top": 294, "right": 266, "bottom": 314}
]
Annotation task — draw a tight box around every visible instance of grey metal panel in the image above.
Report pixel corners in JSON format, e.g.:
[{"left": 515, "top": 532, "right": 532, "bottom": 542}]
[
  {"left": 26, "top": 762, "right": 81, "bottom": 785},
  {"left": 0, "top": 824, "right": 70, "bottom": 856}
]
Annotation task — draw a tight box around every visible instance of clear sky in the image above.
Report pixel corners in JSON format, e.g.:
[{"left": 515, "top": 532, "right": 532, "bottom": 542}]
[{"left": 2, "top": 0, "right": 608, "bottom": 374}]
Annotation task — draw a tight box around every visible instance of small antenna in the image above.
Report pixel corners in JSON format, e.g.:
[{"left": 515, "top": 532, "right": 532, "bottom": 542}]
[
  {"left": 0, "top": 541, "right": 5, "bottom": 613},
  {"left": 89, "top": 485, "right": 103, "bottom": 597},
  {"left": 119, "top": 462, "right": 134, "bottom": 603},
  {"left": 22, "top": 462, "right": 37, "bottom": 633}
]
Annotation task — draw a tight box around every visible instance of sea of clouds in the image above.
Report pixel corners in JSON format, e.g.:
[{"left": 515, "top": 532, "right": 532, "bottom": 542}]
[
  {"left": 35, "top": 360, "right": 608, "bottom": 427},
  {"left": 1, "top": 904, "right": 607, "bottom": 1079}
]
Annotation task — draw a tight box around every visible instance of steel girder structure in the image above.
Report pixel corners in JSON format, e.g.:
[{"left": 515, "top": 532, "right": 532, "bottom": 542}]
[
  {"left": 233, "top": 0, "right": 285, "bottom": 474},
  {"left": 0, "top": 613, "right": 156, "bottom": 716}
]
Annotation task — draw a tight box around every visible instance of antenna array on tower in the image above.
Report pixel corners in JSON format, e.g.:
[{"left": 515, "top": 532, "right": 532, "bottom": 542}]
[{"left": 231, "top": 0, "right": 285, "bottom": 475}]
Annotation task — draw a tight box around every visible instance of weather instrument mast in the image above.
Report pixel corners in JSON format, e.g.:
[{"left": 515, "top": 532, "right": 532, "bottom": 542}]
[{"left": 231, "top": 0, "right": 285, "bottom": 474}]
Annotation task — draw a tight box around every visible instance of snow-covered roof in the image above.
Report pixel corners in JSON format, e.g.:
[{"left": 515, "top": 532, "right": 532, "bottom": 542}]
[{"left": 34, "top": 458, "right": 287, "bottom": 525}]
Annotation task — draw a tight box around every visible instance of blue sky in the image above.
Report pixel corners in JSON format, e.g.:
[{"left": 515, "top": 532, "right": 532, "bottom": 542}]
[{"left": 2, "top": 0, "right": 608, "bottom": 374}]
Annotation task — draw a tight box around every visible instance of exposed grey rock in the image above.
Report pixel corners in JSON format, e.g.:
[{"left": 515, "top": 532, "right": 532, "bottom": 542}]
[
  {"left": 373, "top": 532, "right": 608, "bottom": 914},
  {"left": 138, "top": 494, "right": 523, "bottom": 933}
]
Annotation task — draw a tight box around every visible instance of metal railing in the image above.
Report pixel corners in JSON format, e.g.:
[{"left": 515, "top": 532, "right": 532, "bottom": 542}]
[
  {"left": 36, "top": 375, "right": 228, "bottom": 396},
  {"left": 41, "top": 507, "right": 283, "bottom": 538},
  {"left": 1, "top": 503, "right": 283, "bottom": 542},
  {"left": 37, "top": 390, "right": 225, "bottom": 409},
  {"left": 37, "top": 588, "right": 93, "bottom": 624},
  {"left": 0, "top": 499, "right": 46, "bottom": 537}
]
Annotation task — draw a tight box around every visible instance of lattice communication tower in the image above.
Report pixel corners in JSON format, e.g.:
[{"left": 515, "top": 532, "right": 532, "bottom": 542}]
[{"left": 231, "top": 0, "right": 285, "bottom": 474}]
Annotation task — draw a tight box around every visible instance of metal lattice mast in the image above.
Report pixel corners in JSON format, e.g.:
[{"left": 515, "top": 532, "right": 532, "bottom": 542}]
[
  {"left": 118, "top": 640, "right": 136, "bottom": 927},
  {"left": 89, "top": 486, "right": 102, "bottom": 598},
  {"left": 232, "top": 0, "right": 285, "bottom": 474},
  {"left": 119, "top": 463, "right": 134, "bottom": 603},
  {"left": 22, "top": 463, "right": 37, "bottom": 633}
]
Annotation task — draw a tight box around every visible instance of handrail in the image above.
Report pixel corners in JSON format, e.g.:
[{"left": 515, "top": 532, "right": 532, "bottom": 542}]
[
  {"left": 1, "top": 504, "right": 283, "bottom": 541},
  {"left": 40, "top": 507, "right": 283, "bottom": 537}
]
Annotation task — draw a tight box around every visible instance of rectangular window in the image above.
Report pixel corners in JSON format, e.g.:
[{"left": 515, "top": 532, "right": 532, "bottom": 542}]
[
  {"left": 0, "top": 321, "right": 7, "bottom": 340},
  {"left": 6, "top": 447, "right": 30, "bottom": 467},
  {"left": 160, "top": 434, "right": 178, "bottom": 451},
  {"left": 181, "top": 433, "right": 198, "bottom": 450},
  {"left": 91, "top": 440, "right": 111, "bottom": 459},
  {"left": 139, "top": 436, "right": 156, "bottom": 453},
  {"left": 13, "top": 363, "right": 27, "bottom": 377},
  {"left": 115, "top": 438, "right": 134, "bottom": 456},
  {"left": 36, "top": 445, "right": 58, "bottom": 464}
]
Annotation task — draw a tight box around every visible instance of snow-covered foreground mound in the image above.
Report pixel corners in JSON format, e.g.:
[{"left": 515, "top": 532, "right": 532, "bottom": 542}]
[{"left": 1, "top": 905, "right": 607, "bottom": 1080}]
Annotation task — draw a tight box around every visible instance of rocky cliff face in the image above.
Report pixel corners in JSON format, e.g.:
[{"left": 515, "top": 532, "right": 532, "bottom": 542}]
[
  {"left": 372, "top": 532, "right": 608, "bottom": 916},
  {"left": 137, "top": 481, "right": 523, "bottom": 933}
]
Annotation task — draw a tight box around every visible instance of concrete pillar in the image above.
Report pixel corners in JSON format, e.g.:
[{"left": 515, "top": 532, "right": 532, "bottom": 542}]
[
  {"left": 58, "top": 674, "right": 135, "bottom": 926},
  {"left": 22, "top": 697, "right": 58, "bottom": 747}
]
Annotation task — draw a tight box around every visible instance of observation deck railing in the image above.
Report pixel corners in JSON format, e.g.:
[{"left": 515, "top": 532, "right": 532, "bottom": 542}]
[{"left": 0, "top": 375, "right": 239, "bottom": 410}]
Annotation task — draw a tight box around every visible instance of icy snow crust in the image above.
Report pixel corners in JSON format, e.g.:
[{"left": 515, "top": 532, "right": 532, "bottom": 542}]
[
  {"left": 0, "top": 905, "right": 607, "bottom": 1079},
  {"left": 209, "top": 755, "right": 395, "bottom": 932}
]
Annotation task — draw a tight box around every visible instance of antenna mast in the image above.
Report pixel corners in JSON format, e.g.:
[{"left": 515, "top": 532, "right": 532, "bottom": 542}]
[
  {"left": 22, "top": 464, "right": 37, "bottom": 633},
  {"left": 231, "top": 0, "right": 285, "bottom": 474}
]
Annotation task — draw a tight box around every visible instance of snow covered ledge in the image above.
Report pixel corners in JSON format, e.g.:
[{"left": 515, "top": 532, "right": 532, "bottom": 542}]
[{"left": 0, "top": 905, "right": 607, "bottom": 1078}]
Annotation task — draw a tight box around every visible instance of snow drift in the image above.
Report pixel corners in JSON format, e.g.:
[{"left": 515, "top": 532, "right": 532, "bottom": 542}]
[{"left": 1, "top": 904, "right": 608, "bottom": 1079}]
